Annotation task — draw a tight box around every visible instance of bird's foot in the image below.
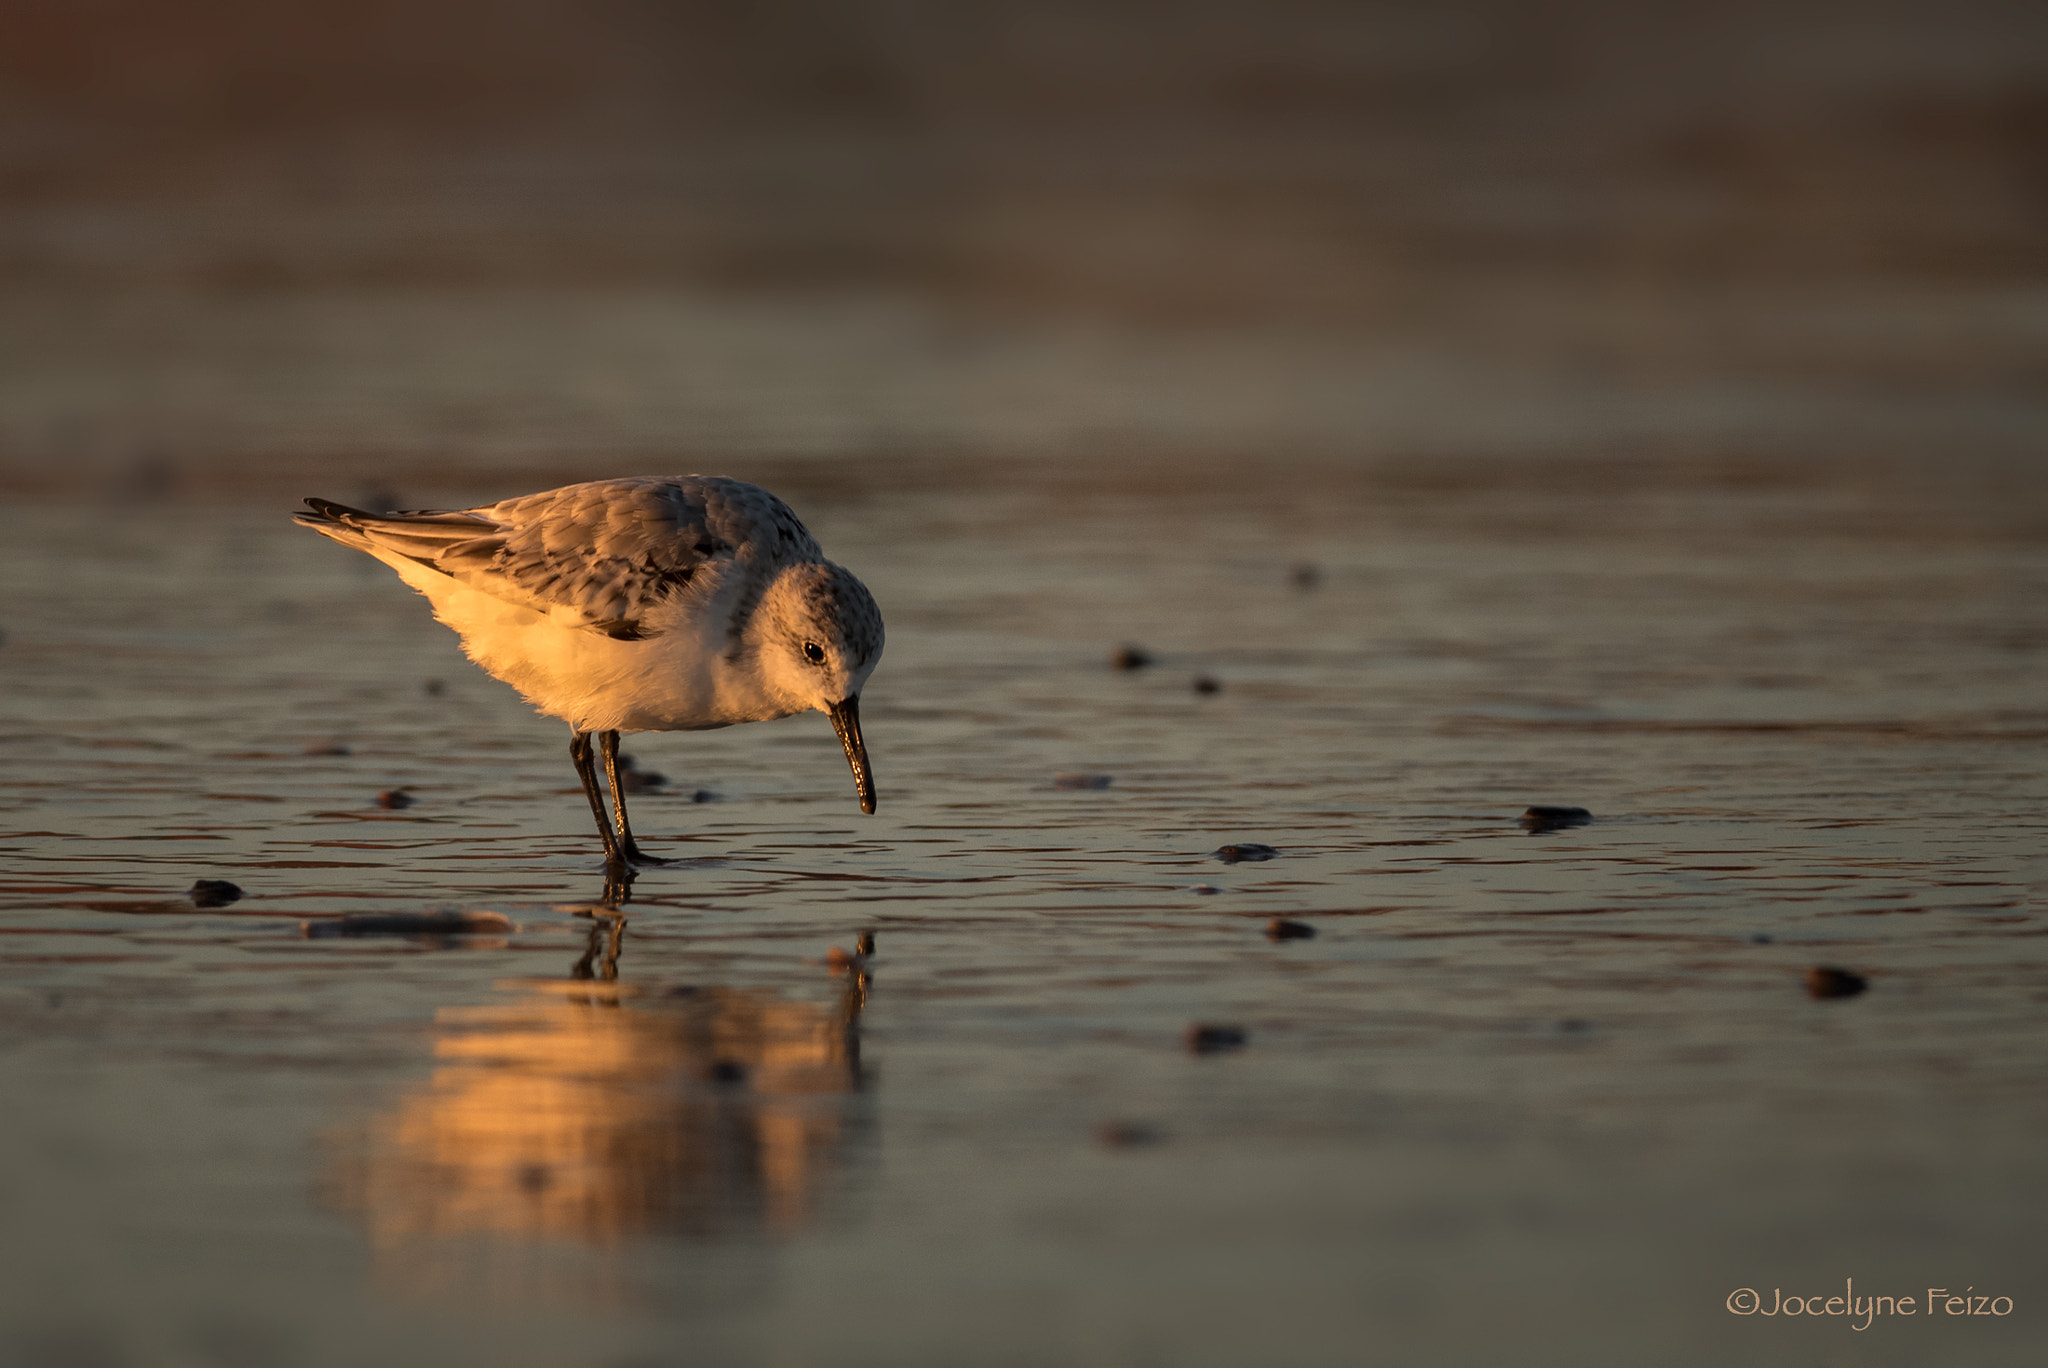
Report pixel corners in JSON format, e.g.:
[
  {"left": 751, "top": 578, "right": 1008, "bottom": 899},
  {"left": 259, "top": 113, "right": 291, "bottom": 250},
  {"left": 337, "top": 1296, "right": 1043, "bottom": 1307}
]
[{"left": 621, "top": 843, "right": 673, "bottom": 867}]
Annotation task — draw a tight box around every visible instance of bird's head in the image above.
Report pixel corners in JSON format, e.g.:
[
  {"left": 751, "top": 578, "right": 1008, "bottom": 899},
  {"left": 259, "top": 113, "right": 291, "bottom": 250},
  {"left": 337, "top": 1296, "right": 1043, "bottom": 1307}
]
[{"left": 753, "top": 562, "right": 884, "bottom": 812}]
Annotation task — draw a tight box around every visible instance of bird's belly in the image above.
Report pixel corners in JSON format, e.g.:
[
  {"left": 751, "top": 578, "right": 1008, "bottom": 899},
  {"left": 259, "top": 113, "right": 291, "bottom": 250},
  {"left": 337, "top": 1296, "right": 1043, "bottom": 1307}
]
[{"left": 408, "top": 572, "right": 790, "bottom": 734}]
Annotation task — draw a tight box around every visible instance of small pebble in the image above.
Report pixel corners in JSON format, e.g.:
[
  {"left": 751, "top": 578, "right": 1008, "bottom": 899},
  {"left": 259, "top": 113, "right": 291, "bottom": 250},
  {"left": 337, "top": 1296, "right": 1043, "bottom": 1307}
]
[
  {"left": 301, "top": 740, "right": 350, "bottom": 756},
  {"left": 303, "top": 910, "right": 513, "bottom": 939},
  {"left": 1054, "top": 773, "right": 1113, "bottom": 790},
  {"left": 1190, "top": 884, "right": 1221, "bottom": 895},
  {"left": 1289, "top": 562, "right": 1323, "bottom": 590},
  {"left": 615, "top": 755, "right": 666, "bottom": 793},
  {"left": 1521, "top": 805, "right": 1593, "bottom": 832},
  {"left": 1185, "top": 1024, "right": 1248, "bottom": 1055},
  {"left": 375, "top": 790, "right": 414, "bottom": 809},
  {"left": 689, "top": 789, "right": 720, "bottom": 803},
  {"left": 189, "top": 879, "right": 244, "bottom": 908},
  {"left": 1096, "top": 1121, "right": 1163, "bottom": 1148},
  {"left": 1110, "top": 645, "right": 1153, "bottom": 670},
  {"left": 1192, "top": 675, "right": 1222, "bottom": 695},
  {"left": 423, "top": 679, "right": 447, "bottom": 697},
  {"left": 1805, "top": 966, "right": 1868, "bottom": 1000},
  {"left": 1265, "top": 918, "right": 1316, "bottom": 941},
  {"left": 1213, "top": 843, "right": 1279, "bottom": 864}
]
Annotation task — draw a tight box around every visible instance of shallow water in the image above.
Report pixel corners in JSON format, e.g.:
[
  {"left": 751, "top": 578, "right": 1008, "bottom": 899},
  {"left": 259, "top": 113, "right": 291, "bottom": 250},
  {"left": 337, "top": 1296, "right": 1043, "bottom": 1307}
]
[{"left": 1, "top": 455, "right": 2044, "bottom": 1366}]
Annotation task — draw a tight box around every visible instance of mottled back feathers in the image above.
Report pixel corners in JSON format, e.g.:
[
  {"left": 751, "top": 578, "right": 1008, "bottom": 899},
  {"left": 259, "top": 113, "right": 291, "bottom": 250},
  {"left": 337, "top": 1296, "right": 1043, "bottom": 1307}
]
[{"left": 296, "top": 477, "right": 823, "bottom": 639}]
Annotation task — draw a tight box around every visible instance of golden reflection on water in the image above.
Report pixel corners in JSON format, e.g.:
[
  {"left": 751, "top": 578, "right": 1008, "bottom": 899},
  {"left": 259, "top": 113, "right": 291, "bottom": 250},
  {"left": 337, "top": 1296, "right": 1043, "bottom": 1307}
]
[{"left": 326, "top": 920, "right": 867, "bottom": 1289}]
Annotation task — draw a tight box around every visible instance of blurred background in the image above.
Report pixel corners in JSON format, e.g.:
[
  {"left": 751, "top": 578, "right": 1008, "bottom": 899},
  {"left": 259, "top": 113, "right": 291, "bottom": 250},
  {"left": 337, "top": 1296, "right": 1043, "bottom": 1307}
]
[{"left": 1, "top": 0, "right": 2043, "bottom": 500}]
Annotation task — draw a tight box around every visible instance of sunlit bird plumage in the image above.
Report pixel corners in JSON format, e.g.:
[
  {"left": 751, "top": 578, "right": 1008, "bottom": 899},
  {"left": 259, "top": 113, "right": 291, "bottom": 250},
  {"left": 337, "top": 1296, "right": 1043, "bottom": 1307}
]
[{"left": 295, "top": 476, "right": 883, "bottom": 884}]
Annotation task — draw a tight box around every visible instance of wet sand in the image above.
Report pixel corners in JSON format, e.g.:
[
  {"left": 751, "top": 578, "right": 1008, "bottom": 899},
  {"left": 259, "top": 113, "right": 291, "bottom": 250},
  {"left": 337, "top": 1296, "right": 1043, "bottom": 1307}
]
[{"left": 0, "top": 452, "right": 2042, "bottom": 1365}]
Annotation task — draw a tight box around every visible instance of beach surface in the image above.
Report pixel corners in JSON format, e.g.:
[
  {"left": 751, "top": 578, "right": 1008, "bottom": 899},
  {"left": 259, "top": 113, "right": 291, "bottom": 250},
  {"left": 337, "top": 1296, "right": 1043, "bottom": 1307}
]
[{"left": 1, "top": 450, "right": 2042, "bottom": 1366}]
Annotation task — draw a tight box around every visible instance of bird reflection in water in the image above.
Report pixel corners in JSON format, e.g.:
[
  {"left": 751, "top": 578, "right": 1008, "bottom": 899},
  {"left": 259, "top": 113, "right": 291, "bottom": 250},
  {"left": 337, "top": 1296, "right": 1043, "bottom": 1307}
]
[{"left": 325, "top": 915, "right": 871, "bottom": 1296}]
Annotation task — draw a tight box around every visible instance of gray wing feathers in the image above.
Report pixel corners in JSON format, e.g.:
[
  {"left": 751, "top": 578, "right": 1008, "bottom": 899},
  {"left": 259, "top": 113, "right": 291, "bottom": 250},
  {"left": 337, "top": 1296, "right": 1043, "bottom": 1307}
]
[{"left": 297, "top": 478, "right": 818, "bottom": 639}]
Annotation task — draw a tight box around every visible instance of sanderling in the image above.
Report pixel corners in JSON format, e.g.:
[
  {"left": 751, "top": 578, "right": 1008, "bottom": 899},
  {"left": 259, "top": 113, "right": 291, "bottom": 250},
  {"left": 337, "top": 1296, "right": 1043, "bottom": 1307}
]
[{"left": 295, "top": 477, "right": 883, "bottom": 882}]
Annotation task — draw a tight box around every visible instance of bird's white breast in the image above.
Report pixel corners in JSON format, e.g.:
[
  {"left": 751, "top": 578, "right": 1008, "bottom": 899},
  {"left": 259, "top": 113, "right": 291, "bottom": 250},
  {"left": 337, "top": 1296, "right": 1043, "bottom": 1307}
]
[{"left": 393, "top": 557, "right": 795, "bottom": 734}]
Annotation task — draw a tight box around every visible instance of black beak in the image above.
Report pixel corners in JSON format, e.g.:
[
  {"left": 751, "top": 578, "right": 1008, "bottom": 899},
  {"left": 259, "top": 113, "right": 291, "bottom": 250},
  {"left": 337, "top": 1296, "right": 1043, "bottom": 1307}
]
[{"left": 828, "top": 695, "right": 876, "bottom": 814}]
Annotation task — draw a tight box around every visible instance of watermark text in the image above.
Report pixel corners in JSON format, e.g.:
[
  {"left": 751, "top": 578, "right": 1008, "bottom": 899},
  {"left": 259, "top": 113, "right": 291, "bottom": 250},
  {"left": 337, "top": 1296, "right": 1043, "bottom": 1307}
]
[{"left": 1726, "top": 1281, "right": 2012, "bottom": 1330}]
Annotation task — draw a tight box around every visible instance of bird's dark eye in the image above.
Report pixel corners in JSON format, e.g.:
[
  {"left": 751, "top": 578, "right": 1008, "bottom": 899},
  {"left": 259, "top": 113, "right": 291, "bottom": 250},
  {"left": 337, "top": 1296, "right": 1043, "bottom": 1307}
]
[{"left": 802, "top": 641, "right": 826, "bottom": 664}]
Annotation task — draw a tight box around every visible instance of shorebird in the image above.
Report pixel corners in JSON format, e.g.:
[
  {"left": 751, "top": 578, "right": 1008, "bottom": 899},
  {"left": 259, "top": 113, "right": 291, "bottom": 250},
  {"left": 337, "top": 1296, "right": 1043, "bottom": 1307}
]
[{"left": 295, "top": 477, "right": 883, "bottom": 887}]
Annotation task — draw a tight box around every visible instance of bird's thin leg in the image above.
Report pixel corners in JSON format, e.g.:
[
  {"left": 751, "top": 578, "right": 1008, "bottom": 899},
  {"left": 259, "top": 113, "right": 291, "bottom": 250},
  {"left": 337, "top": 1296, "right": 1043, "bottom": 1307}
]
[
  {"left": 569, "top": 730, "right": 622, "bottom": 866},
  {"left": 600, "top": 730, "right": 668, "bottom": 865}
]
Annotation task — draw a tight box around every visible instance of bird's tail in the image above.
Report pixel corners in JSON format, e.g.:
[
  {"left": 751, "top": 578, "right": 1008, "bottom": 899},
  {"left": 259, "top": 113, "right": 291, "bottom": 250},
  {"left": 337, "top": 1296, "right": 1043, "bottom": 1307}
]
[
  {"left": 292, "top": 497, "right": 381, "bottom": 552},
  {"left": 293, "top": 498, "right": 498, "bottom": 565}
]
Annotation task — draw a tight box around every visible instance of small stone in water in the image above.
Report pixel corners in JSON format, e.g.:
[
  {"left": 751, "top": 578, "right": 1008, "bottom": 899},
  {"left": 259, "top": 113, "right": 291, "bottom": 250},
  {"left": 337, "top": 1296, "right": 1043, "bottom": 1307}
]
[
  {"left": 1096, "top": 1121, "right": 1163, "bottom": 1148},
  {"left": 189, "top": 879, "right": 244, "bottom": 908},
  {"left": 1054, "top": 773, "right": 1113, "bottom": 790},
  {"left": 1213, "top": 843, "right": 1279, "bottom": 864},
  {"left": 1522, "top": 805, "right": 1593, "bottom": 832},
  {"left": 616, "top": 754, "right": 666, "bottom": 793},
  {"left": 1185, "top": 1024, "right": 1248, "bottom": 1054},
  {"left": 1190, "top": 884, "right": 1221, "bottom": 895},
  {"left": 1111, "top": 645, "right": 1153, "bottom": 670},
  {"left": 375, "top": 789, "right": 414, "bottom": 809},
  {"left": 689, "top": 788, "right": 720, "bottom": 803},
  {"left": 1192, "top": 675, "right": 1222, "bottom": 695},
  {"left": 302, "top": 910, "right": 513, "bottom": 939},
  {"left": 1265, "top": 918, "right": 1315, "bottom": 941},
  {"left": 1805, "top": 966, "right": 1868, "bottom": 999}
]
